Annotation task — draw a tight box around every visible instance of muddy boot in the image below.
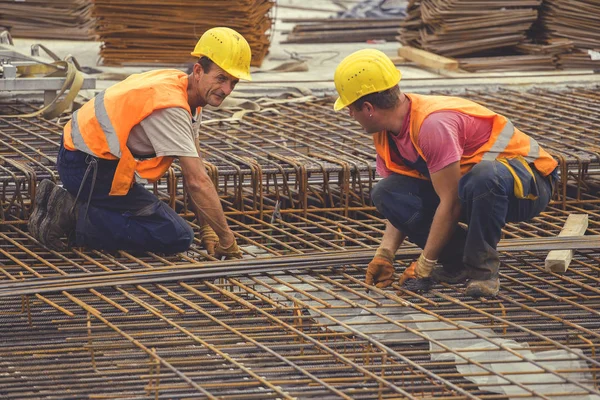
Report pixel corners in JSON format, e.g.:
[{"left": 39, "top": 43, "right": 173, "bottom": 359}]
[
  {"left": 38, "top": 186, "right": 78, "bottom": 250},
  {"left": 465, "top": 278, "right": 500, "bottom": 298},
  {"left": 430, "top": 266, "right": 469, "bottom": 284},
  {"left": 28, "top": 179, "right": 56, "bottom": 240}
]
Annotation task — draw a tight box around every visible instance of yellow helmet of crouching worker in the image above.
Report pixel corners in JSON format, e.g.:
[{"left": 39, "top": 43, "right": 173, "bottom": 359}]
[
  {"left": 333, "top": 49, "right": 401, "bottom": 111},
  {"left": 191, "top": 27, "right": 252, "bottom": 81}
]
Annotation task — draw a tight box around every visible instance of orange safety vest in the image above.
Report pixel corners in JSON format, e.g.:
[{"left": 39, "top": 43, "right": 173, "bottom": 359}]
[
  {"left": 63, "top": 69, "right": 194, "bottom": 196},
  {"left": 373, "top": 93, "right": 558, "bottom": 180}
]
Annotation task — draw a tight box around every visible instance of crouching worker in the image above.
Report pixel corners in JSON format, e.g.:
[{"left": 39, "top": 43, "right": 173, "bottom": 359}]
[
  {"left": 28, "top": 27, "right": 252, "bottom": 258},
  {"left": 333, "top": 49, "right": 558, "bottom": 298}
]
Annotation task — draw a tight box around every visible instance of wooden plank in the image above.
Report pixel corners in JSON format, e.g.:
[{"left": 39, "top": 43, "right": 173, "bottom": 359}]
[
  {"left": 397, "top": 46, "right": 459, "bottom": 71},
  {"left": 545, "top": 214, "right": 589, "bottom": 274}
]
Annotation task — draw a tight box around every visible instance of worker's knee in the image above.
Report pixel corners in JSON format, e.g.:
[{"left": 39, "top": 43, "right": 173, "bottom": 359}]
[
  {"left": 129, "top": 202, "right": 194, "bottom": 254},
  {"left": 459, "top": 161, "right": 508, "bottom": 202},
  {"left": 371, "top": 176, "right": 428, "bottom": 229},
  {"left": 372, "top": 174, "right": 419, "bottom": 211},
  {"left": 152, "top": 202, "right": 194, "bottom": 254}
]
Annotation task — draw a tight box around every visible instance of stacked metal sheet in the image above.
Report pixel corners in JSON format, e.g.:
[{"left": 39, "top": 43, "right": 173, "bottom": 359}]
[
  {"left": 94, "top": 0, "right": 275, "bottom": 66},
  {"left": 541, "top": 0, "right": 600, "bottom": 49},
  {"left": 539, "top": 0, "right": 600, "bottom": 70},
  {"left": 0, "top": 0, "right": 96, "bottom": 40},
  {"left": 399, "top": 0, "right": 542, "bottom": 57},
  {"left": 282, "top": 18, "right": 405, "bottom": 44}
]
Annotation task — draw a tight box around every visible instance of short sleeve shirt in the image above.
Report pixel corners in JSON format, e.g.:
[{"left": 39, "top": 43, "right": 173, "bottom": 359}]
[
  {"left": 127, "top": 107, "right": 199, "bottom": 158},
  {"left": 376, "top": 103, "right": 493, "bottom": 176}
]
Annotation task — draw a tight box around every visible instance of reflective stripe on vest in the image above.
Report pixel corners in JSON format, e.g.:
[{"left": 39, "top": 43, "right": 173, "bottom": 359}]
[
  {"left": 94, "top": 91, "right": 121, "bottom": 158},
  {"left": 69, "top": 91, "right": 122, "bottom": 158},
  {"left": 482, "top": 119, "right": 541, "bottom": 164},
  {"left": 70, "top": 109, "right": 93, "bottom": 156}
]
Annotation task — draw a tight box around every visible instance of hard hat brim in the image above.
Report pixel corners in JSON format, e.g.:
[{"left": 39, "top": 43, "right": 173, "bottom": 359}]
[
  {"left": 190, "top": 52, "right": 252, "bottom": 81},
  {"left": 333, "top": 97, "right": 347, "bottom": 111}
]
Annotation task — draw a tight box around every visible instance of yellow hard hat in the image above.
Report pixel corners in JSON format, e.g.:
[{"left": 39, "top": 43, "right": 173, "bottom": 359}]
[
  {"left": 333, "top": 49, "right": 401, "bottom": 111},
  {"left": 191, "top": 27, "right": 252, "bottom": 81}
]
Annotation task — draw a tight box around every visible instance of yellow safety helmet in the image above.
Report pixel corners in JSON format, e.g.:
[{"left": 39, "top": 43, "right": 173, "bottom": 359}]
[
  {"left": 191, "top": 27, "right": 252, "bottom": 81},
  {"left": 333, "top": 49, "right": 401, "bottom": 111}
]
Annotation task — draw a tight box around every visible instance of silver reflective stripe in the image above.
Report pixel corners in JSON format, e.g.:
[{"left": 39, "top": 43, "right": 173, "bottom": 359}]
[
  {"left": 134, "top": 171, "right": 148, "bottom": 184},
  {"left": 526, "top": 137, "right": 540, "bottom": 163},
  {"left": 70, "top": 110, "right": 94, "bottom": 156},
  {"left": 94, "top": 90, "right": 122, "bottom": 158},
  {"left": 482, "top": 120, "right": 515, "bottom": 161}
]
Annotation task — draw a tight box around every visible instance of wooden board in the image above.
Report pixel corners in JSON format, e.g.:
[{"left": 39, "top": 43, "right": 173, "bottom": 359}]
[
  {"left": 545, "top": 214, "right": 589, "bottom": 274},
  {"left": 397, "top": 46, "right": 459, "bottom": 71}
]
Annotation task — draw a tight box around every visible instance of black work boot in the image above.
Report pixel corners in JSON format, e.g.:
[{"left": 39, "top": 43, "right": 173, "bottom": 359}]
[
  {"left": 430, "top": 265, "right": 470, "bottom": 284},
  {"left": 28, "top": 179, "right": 56, "bottom": 240},
  {"left": 38, "top": 186, "right": 78, "bottom": 250},
  {"left": 465, "top": 278, "right": 500, "bottom": 298}
]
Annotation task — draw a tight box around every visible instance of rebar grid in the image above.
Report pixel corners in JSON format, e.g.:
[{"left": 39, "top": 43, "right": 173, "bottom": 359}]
[
  {"left": 2, "top": 88, "right": 600, "bottom": 398},
  {"left": 2, "top": 202, "right": 600, "bottom": 281},
  {"left": 0, "top": 246, "right": 598, "bottom": 399}
]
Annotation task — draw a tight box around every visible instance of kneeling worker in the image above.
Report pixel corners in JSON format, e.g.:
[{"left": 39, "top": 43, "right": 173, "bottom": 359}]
[
  {"left": 29, "top": 27, "right": 251, "bottom": 258},
  {"left": 333, "top": 49, "right": 558, "bottom": 297}
]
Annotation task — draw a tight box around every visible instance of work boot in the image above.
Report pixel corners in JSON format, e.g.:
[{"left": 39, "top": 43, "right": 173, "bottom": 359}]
[
  {"left": 465, "top": 278, "right": 500, "bottom": 298},
  {"left": 28, "top": 179, "right": 56, "bottom": 240},
  {"left": 38, "top": 186, "right": 78, "bottom": 250},
  {"left": 430, "top": 266, "right": 469, "bottom": 284}
]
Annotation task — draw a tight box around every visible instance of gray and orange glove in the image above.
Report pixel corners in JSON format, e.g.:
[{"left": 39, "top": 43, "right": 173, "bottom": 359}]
[
  {"left": 398, "top": 253, "right": 436, "bottom": 292},
  {"left": 215, "top": 240, "right": 243, "bottom": 260},
  {"left": 365, "top": 248, "right": 396, "bottom": 288},
  {"left": 199, "top": 224, "right": 219, "bottom": 256}
]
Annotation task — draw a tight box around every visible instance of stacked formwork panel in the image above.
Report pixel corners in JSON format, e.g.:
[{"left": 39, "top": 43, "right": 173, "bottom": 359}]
[{"left": 0, "top": 87, "right": 599, "bottom": 398}]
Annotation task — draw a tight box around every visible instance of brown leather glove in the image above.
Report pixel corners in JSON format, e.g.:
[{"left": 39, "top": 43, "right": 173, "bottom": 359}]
[
  {"left": 198, "top": 224, "right": 219, "bottom": 256},
  {"left": 215, "top": 240, "right": 243, "bottom": 260},
  {"left": 365, "top": 247, "right": 395, "bottom": 288}
]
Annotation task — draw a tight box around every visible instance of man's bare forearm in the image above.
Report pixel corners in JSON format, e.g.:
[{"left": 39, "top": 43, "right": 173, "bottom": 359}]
[
  {"left": 379, "top": 221, "right": 406, "bottom": 253},
  {"left": 185, "top": 181, "right": 235, "bottom": 247}
]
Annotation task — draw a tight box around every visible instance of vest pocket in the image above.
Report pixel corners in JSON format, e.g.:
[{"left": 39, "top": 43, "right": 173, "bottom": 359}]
[{"left": 497, "top": 156, "right": 539, "bottom": 200}]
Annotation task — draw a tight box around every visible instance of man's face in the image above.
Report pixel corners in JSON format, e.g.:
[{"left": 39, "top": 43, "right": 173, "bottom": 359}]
[
  {"left": 196, "top": 63, "right": 239, "bottom": 107},
  {"left": 348, "top": 103, "right": 382, "bottom": 134}
]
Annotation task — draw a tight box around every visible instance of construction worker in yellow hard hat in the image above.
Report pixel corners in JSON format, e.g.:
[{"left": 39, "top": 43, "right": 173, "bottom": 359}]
[
  {"left": 29, "top": 27, "right": 251, "bottom": 258},
  {"left": 334, "top": 49, "right": 558, "bottom": 298}
]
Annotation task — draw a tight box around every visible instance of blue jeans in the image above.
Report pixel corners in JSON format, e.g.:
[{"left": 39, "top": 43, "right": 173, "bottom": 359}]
[
  {"left": 371, "top": 161, "right": 556, "bottom": 280},
  {"left": 57, "top": 140, "right": 194, "bottom": 254}
]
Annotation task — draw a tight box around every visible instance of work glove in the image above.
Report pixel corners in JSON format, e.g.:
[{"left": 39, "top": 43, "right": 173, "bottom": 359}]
[
  {"left": 198, "top": 224, "right": 219, "bottom": 256},
  {"left": 398, "top": 253, "right": 436, "bottom": 292},
  {"left": 365, "top": 247, "right": 396, "bottom": 288},
  {"left": 215, "top": 240, "right": 243, "bottom": 260}
]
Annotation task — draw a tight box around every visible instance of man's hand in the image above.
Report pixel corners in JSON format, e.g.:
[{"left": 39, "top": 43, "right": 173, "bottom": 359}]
[
  {"left": 398, "top": 253, "right": 436, "bottom": 292},
  {"left": 366, "top": 248, "right": 395, "bottom": 288},
  {"left": 198, "top": 224, "right": 219, "bottom": 255},
  {"left": 215, "top": 240, "right": 243, "bottom": 260}
]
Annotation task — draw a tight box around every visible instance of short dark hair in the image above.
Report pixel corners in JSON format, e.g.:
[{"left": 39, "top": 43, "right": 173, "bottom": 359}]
[
  {"left": 198, "top": 56, "right": 215, "bottom": 73},
  {"left": 353, "top": 85, "right": 400, "bottom": 111}
]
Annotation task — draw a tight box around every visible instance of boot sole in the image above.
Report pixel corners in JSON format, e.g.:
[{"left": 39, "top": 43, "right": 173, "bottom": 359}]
[
  {"left": 465, "top": 282, "right": 500, "bottom": 298},
  {"left": 28, "top": 179, "right": 56, "bottom": 239}
]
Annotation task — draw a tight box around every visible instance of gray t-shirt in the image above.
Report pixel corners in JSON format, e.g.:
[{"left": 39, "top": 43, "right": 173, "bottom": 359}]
[{"left": 127, "top": 107, "right": 198, "bottom": 158}]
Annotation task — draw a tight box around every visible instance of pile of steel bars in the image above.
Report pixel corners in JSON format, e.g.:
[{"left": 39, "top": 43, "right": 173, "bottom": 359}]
[
  {"left": 399, "top": 0, "right": 542, "bottom": 58},
  {"left": 281, "top": 17, "right": 405, "bottom": 44},
  {"left": 0, "top": 0, "right": 96, "bottom": 40},
  {"left": 540, "top": 0, "right": 600, "bottom": 51},
  {"left": 94, "top": 0, "right": 275, "bottom": 66}
]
